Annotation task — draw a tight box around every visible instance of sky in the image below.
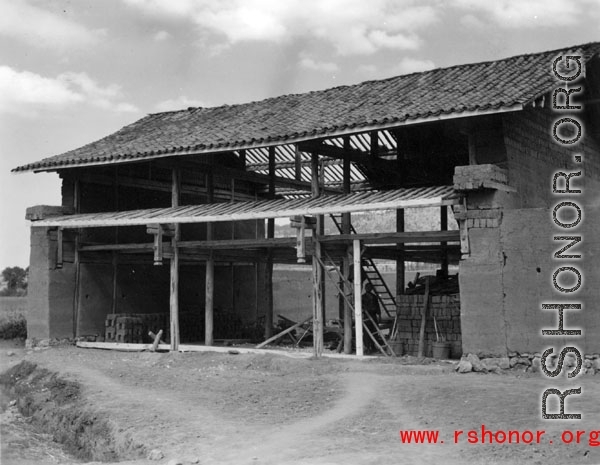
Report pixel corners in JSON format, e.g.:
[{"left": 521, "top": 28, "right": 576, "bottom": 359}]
[{"left": 1, "top": 0, "right": 599, "bottom": 268}]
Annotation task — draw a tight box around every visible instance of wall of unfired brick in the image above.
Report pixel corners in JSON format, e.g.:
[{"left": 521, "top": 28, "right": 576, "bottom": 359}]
[
  {"left": 501, "top": 207, "right": 600, "bottom": 354},
  {"left": 460, "top": 105, "right": 600, "bottom": 356},
  {"left": 502, "top": 106, "right": 600, "bottom": 209},
  {"left": 27, "top": 226, "right": 77, "bottom": 340}
]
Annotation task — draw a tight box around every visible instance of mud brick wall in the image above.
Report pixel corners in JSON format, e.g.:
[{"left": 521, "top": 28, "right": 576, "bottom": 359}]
[
  {"left": 502, "top": 106, "right": 600, "bottom": 209},
  {"left": 395, "top": 294, "right": 461, "bottom": 358},
  {"left": 453, "top": 164, "right": 508, "bottom": 191},
  {"left": 459, "top": 105, "right": 600, "bottom": 357}
]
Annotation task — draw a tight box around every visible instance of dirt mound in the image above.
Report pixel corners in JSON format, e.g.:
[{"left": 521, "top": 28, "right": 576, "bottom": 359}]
[{"left": 0, "top": 361, "right": 143, "bottom": 462}]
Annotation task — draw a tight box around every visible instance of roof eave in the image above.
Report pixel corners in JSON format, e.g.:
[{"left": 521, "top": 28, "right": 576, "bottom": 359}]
[{"left": 13, "top": 104, "right": 524, "bottom": 174}]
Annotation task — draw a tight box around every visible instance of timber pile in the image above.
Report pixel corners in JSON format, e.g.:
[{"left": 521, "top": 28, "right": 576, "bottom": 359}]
[{"left": 405, "top": 273, "right": 459, "bottom": 295}]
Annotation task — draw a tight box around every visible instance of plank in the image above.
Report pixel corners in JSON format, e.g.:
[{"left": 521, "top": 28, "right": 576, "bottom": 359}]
[{"left": 255, "top": 316, "right": 312, "bottom": 349}]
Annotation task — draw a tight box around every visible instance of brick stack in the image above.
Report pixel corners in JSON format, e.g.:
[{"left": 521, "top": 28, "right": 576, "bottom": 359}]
[
  {"left": 104, "top": 310, "right": 244, "bottom": 343},
  {"left": 105, "top": 313, "right": 167, "bottom": 344},
  {"left": 395, "top": 294, "right": 462, "bottom": 358}
]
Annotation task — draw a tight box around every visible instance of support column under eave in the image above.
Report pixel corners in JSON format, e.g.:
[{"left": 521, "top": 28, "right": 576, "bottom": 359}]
[
  {"left": 205, "top": 163, "right": 215, "bottom": 346},
  {"left": 342, "top": 137, "right": 353, "bottom": 354},
  {"left": 311, "top": 151, "right": 324, "bottom": 357},
  {"left": 312, "top": 239, "right": 323, "bottom": 357},
  {"left": 353, "top": 239, "right": 363, "bottom": 357},
  {"left": 170, "top": 167, "right": 181, "bottom": 351},
  {"left": 205, "top": 253, "right": 214, "bottom": 346},
  {"left": 264, "top": 146, "right": 276, "bottom": 339}
]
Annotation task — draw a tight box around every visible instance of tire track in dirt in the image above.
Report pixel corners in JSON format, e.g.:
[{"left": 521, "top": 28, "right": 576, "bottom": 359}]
[
  {"left": 213, "top": 372, "right": 462, "bottom": 465},
  {"left": 213, "top": 372, "right": 376, "bottom": 464}
]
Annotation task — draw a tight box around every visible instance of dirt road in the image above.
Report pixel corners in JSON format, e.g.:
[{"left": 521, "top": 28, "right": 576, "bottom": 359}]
[{"left": 2, "top": 341, "right": 599, "bottom": 465}]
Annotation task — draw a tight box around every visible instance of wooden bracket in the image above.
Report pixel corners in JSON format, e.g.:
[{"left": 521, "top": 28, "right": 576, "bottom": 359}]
[
  {"left": 290, "top": 216, "right": 316, "bottom": 264},
  {"left": 147, "top": 223, "right": 174, "bottom": 265},
  {"left": 56, "top": 227, "right": 64, "bottom": 269}
]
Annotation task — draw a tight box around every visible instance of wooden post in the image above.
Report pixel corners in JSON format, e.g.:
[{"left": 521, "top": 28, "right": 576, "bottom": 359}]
[
  {"left": 205, "top": 164, "right": 214, "bottom": 346},
  {"left": 205, "top": 253, "right": 214, "bottom": 346},
  {"left": 317, "top": 159, "right": 326, "bottom": 325},
  {"left": 312, "top": 240, "right": 323, "bottom": 357},
  {"left": 170, "top": 167, "right": 181, "bottom": 351},
  {"left": 353, "top": 239, "right": 363, "bottom": 357},
  {"left": 343, "top": 245, "right": 353, "bottom": 354},
  {"left": 294, "top": 144, "right": 302, "bottom": 181},
  {"left": 396, "top": 209, "right": 405, "bottom": 297},
  {"left": 342, "top": 137, "right": 353, "bottom": 354},
  {"left": 72, "top": 179, "right": 81, "bottom": 338},
  {"left": 111, "top": 251, "right": 118, "bottom": 315},
  {"left": 311, "top": 151, "right": 324, "bottom": 357},
  {"left": 264, "top": 146, "right": 276, "bottom": 339},
  {"left": 417, "top": 278, "right": 431, "bottom": 357},
  {"left": 395, "top": 134, "right": 406, "bottom": 301},
  {"left": 370, "top": 130, "right": 379, "bottom": 158},
  {"left": 440, "top": 205, "right": 449, "bottom": 276},
  {"left": 239, "top": 149, "right": 246, "bottom": 168}
]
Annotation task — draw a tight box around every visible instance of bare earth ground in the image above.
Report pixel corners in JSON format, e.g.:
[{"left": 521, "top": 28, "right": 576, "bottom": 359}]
[{"left": 1, "top": 340, "right": 600, "bottom": 465}]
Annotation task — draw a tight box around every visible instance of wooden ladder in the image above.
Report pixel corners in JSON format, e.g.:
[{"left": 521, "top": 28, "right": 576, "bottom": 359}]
[
  {"left": 314, "top": 248, "right": 396, "bottom": 357},
  {"left": 329, "top": 214, "right": 397, "bottom": 319}
]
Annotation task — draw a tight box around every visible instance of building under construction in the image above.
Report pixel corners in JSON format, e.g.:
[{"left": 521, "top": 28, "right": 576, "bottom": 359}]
[{"left": 15, "top": 43, "right": 600, "bottom": 358}]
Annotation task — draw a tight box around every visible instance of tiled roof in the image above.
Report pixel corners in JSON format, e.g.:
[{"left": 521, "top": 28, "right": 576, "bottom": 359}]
[{"left": 14, "top": 42, "right": 600, "bottom": 173}]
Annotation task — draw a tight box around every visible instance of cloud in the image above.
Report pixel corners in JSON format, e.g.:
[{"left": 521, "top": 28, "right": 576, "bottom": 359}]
[
  {"left": 453, "top": 0, "right": 588, "bottom": 28},
  {"left": 298, "top": 56, "right": 339, "bottom": 73},
  {"left": 460, "top": 14, "right": 486, "bottom": 30},
  {"left": 123, "top": 0, "right": 439, "bottom": 55},
  {"left": 155, "top": 96, "right": 206, "bottom": 112},
  {"left": 0, "top": 66, "right": 138, "bottom": 116},
  {"left": 390, "top": 57, "right": 435, "bottom": 75},
  {"left": 0, "top": 1, "right": 100, "bottom": 50},
  {"left": 154, "top": 30, "right": 171, "bottom": 41}
]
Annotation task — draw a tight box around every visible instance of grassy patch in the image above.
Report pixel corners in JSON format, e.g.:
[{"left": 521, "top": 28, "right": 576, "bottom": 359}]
[{"left": 0, "top": 297, "right": 27, "bottom": 339}]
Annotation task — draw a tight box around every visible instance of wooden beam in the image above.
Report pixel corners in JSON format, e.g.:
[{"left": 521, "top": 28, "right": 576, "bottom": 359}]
[
  {"left": 318, "top": 230, "right": 460, "bottom": 244},
  {"left": 299, "top": 140, "right": 371, "bottom": 165},
  {"left": 353, "top": 239, "right": 363, "bottom": 357},
  {"left": 78, "top": 231, "right": 461, "bottom": 255},
  {"left": 65, "top": 171, "right": 256, "bottom": 201}
]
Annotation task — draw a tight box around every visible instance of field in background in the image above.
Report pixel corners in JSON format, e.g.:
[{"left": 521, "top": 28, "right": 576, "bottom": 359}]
[{"left": 0, "top": 297, "right": 27, "bottom": 339}]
